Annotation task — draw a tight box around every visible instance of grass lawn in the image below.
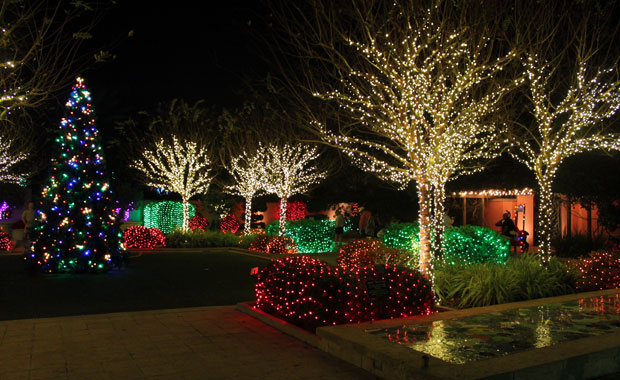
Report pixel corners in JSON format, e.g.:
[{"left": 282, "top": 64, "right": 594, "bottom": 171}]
[{"left": 0, "top": 249, "right": 270, "bottom": 321}]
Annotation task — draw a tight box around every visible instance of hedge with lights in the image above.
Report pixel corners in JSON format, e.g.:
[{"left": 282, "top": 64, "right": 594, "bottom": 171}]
[
  {"left": 382, "top": 223, "right": 420, "bottom": 253},
  {"left": 571, "top": 251, "right": 620, "bottom": 291},
  {"left": 144, "top": 201, "right": 195, "bottom": 233},
  {"left": 220, "top": 213, "right": 240, "bottom": 234},
  {"left": 266, "top": 219, "right": 354, "bottom": 253},
  {"left": 188, "top": 214, "right": 208, "bottom": 232},
  {"left": 0, "top": 231, "right": 13, "bottom": 251},
  {"left": 337, "top": 239, "right": 415, "bottom": 271},
  {"left": 442, "top": 226, "right": 509, "bottom": 265},
  {"left": 122, "top": 226, "right": 165, "bottom": 249},
  {"left": 249, "top": 235, "right": 298, "bottom": 254},
  {"left": 254, "top": 256, "right": 435, "bottom": 331}
]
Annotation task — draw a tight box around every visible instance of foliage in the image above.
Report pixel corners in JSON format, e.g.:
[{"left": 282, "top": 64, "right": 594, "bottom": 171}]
[
  {"left": 220, "top": 213, "right": 241, "bottom": 234},
  {"left": 248, "top": 235, "right": 298, "bottom": 254},
  {"left": 569, "top": 251, "right": 620, "bottom": 291},
  {"left": 381, "top": 223, "right": 509, "bottom": 265},
  {"left": 337, "top": 239, "right": 415, "bottom": 271},
  {"left": 188, "top": 214, "right": 208, "bottom": 232},
  {"left": 143, "top": 201, "right": 195, "bottom": 234},
  {"left": 552, "top": 232, "right": 607, "bottom": 258},
  {"left": 266, "top": 219, "right": 353, "bottom": 253},
  {"left": 254, "top": 256, "right": 435, "bottom": 331},
  {"left": 123, "top": 226, "right": 165, "bottom": 249},
  {"left": 166, "top": 229, "right": 256, "bottom": 248},
  {"left": 434, "top": 255, "right": 577, "bottom": 308},
  {"left": 442, "top": 225, "right": 510, "bottom": 265}
]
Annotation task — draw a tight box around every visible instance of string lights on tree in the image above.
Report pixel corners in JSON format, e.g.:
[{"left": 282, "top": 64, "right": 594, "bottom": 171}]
[
  {"left": 310, "top": 3, "right": 517, "bottom": 274},
  {"left": 224, "top": 146, "right": 269, "bottom": 235},
  {"left": 509, "top": 54, "right": 620, "bottom": 264},
  {"left": 0, "top": 136, "right": 27, "bottom": 183},
  {"left": 25, "top": 78, "right": 124, "bottom": 273},
  {"left": 261, "top": 142, "right": 326, "bottom": 236},
  {"left": 132, "top": 136, "right": 213, "bottom": 232}
]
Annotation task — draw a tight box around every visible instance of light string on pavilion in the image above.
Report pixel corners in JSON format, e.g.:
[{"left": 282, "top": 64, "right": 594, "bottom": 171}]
[
  {"left": 312, "top": 3, "right": 520, "bottom": 276},
  {"left": 132, "top": 135, "right": 213, "bottom": 232},
  {"left": 509, "top": 54, "right": 620, "bottom": 265},
  {"left": 450, "top": 188, "right": 535, "bottom": 197}
]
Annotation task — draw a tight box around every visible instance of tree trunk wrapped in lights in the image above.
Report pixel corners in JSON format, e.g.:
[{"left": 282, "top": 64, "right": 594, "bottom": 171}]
[
  {"left": 132, "top": 136, "right": 213, "bottom": 232},
  {"left": 261, "top": 142, "right": 326, "bottom": 236},
  {"left": 509, "top": 54, "right": 620, "bottom": 264},
  {"left": 300, "top": 2, "right": 516, "bottom": 274},
  {"left": 224, "top": 146, "right": 270, "bottom": 235}
]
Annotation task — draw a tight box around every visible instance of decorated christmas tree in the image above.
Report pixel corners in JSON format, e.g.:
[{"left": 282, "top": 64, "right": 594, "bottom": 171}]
[{"left": 25, "top": 78, "right": 125, "bottom": 273}]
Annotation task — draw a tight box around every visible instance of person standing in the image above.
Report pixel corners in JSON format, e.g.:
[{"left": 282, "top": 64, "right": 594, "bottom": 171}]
[
  {"left": 21, "top": 202, "right": 36, "bottom": 242},
  {"left": 334, "top": 209, "right": 345, "bottom": 246}
]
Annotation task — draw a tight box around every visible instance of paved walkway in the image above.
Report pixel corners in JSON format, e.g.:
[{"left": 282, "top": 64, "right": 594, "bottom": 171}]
[{"left": 0, "top": 305, "right": 376, "bottom": 380}]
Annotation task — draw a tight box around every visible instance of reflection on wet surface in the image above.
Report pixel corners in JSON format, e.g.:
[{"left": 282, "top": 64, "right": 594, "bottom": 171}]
[{"left": 367, "top": 294, "right": 620, "bottom": 364}]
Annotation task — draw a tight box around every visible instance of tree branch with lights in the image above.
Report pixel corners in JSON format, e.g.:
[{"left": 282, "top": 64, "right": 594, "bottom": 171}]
[{"left": 132, "top": 136, "right": 214, "bottom": 231}]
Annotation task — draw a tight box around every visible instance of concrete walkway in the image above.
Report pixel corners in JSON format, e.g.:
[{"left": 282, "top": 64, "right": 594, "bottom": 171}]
[{"left": 0, "top": 305, "right": 376, "bottom": 380}]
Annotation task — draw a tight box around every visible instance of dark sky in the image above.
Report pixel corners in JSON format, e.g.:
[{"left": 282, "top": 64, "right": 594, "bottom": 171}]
[{"left": 87, "top": 2, "right": 269, "bottom": 116}]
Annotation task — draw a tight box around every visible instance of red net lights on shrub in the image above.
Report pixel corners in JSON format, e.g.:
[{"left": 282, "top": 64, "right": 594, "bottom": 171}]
[
  {"left": 0, "top": 231, "right": 13, "bottom": 251},
  {"left": 254, "top": 256, "right": 435, "bottom": 331},
  {"left": 572, "top": 251, "right": 620, "bottom": 291},
  {"left": 249, "top": 235, "right": 298, "bottom": 254},
  {"left": 337, "top": 239, "right": 413, "bottom": 271},
  {"left": 274, "top": 201, "right": 307, "bottom": 221},
  {"left": 189, "top": 215, "right": 209, "bottom": 232},
  {"left": 123, "top": 226, "right": 166, "bottom": 249},
  {"left": 220, "top": 213, "right": 240, "bottom": 234}
]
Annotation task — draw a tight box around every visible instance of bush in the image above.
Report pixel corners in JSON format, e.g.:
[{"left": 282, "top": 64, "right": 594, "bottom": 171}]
[
  {"left": 143, "top": 201, "right": 195, "bottom": 233},
  {"left": 382, "top": 223, "right": 509, "bottom": 265},
  {"left": 337, "top": 239, "right": 415, "bottom": 271},
  {"left": 188, "top": 215, "right": 208, "bottom": 232},
  {"left": 249, "top": 235, "right": 298, "bottom": 254},
  {"left": 220, "top": 214, "right": 240, "bottom": 234},
  {"left": 123, "top": 226, "right": 166, "bottom": 249},
  {"left": 254, "top": 256, "right": 435, "bottom": 331},
  {"left": 434, "top": 254, "right": 577, "bottom": 308},
  {"left": 552, "top": 233, "right": 606, "bottom": 258},
  {"left": 442, "top": 225, "right": 510, "bottom": 265},
  {"left": 266, "top": 219, "right": 354, "bottom": 253},
  {"left": 166, "top": 230, "right": 252, "bottom": 248},
  {"left": 570, "top": 251, "right": 620, "bottom": 291},
  {"left": 0, "top": 231, "right": 13, "bottom": 251}
]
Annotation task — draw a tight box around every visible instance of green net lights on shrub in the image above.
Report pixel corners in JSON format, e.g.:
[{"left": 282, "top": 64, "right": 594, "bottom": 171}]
[
  {"left": 442, "top": 225, "right": 509, "bottom": 265},
  {"left": 143, "top": 201, "right": 195, "bottom": 233},
  {"left": 266, "top": 219, "right": 354, "bottom": 253},
  {"left": 382, "top": 223, "right": 420, "bottom": 252}
]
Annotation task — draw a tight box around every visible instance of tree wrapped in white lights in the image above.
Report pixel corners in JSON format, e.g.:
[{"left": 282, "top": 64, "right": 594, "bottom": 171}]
[
  {"left": 261, "top": 142, "right": 326, "bottom": 236},
  {"left": 510, "top": 54, "right": 620, "bottom": 263},
  {"left": 0, "top": 136, "right": 27, "bottom": 183},
  {"left": 309, "top": 4, "right": 517, "bottom": 273},
  {"left": 132, "top": 136, "right": 213, "bottom": 231},
  {"left": 224, "top": 146, "right": 269, "bottom": 235}
]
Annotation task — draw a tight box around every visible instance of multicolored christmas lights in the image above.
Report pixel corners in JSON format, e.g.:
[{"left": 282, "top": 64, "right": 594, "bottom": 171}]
[
  {"left": 132, "top": 135, "right": 214, "bottom": 231},
  {"left": 143, "top": 201, "right": 195, "bottom": 234},
  {"left": 24, "top": 78, "right": 124, "bottom": 273}
]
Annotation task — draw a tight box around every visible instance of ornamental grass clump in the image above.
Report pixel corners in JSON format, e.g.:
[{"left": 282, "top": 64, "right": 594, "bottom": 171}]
[
  {"left": 434, "top": 254, "right": 577, "bottom": 308},
  {"left": 337, "top": 239, "right": 415, "bottom": 271}
]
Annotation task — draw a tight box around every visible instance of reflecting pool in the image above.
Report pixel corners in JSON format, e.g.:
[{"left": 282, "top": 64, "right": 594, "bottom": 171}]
[{"left": 367, "top": 294, "right": 620, "bottom": 364}]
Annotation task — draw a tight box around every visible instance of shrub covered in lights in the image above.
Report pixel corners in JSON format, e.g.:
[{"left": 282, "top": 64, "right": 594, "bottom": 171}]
[
  {"left": 266, "top": 219, "right": 354, "bottom": 253},
  {"left": 382, "top": 223, "right": 420, "bottom": 252},
  {"left": 122, "top": 226, "right": 165, "bottom": 249},
  {"left": 338, "top": 239, "right": 415, "bottom": 271},
  {"left": 188, "top": 214, "right": 208, "bottom": 232},
  {"left": 254, "top": 256, "right": 435, "bottom": 331},
  {"left": 442, "top": 226, "right": 509, "bottom": 265},
  {"left": 144, "top": 201, "right": 195, "bottom": 233},
  {"left": 166, "top": 229, "right": 257, "bottom": 248},
  {"left": 571, "top": 251, "right": 620, "bottom": 291},
  {"left": 249, "top": 235, "right": 298, "bottom": 254},
  {"left": 220, "top": 213, "right": 240, "bottom": 234},
  {"left": 0, "top": 231, "right": 13, "bottom": 251},
  {"left": 25, "top": 78, "right": 125, "bottom": 273}
]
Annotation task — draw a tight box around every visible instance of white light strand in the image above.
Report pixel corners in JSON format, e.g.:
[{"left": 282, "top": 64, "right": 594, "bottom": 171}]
[
  {"left": 0, "top": 136, "right": 27, "bottom": 183},
  {"left": 132, "top": 135, "right": 214, "bottom": 231},
  {"left": 510, "top": 54, "right": 620, "bottom": 264}
]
